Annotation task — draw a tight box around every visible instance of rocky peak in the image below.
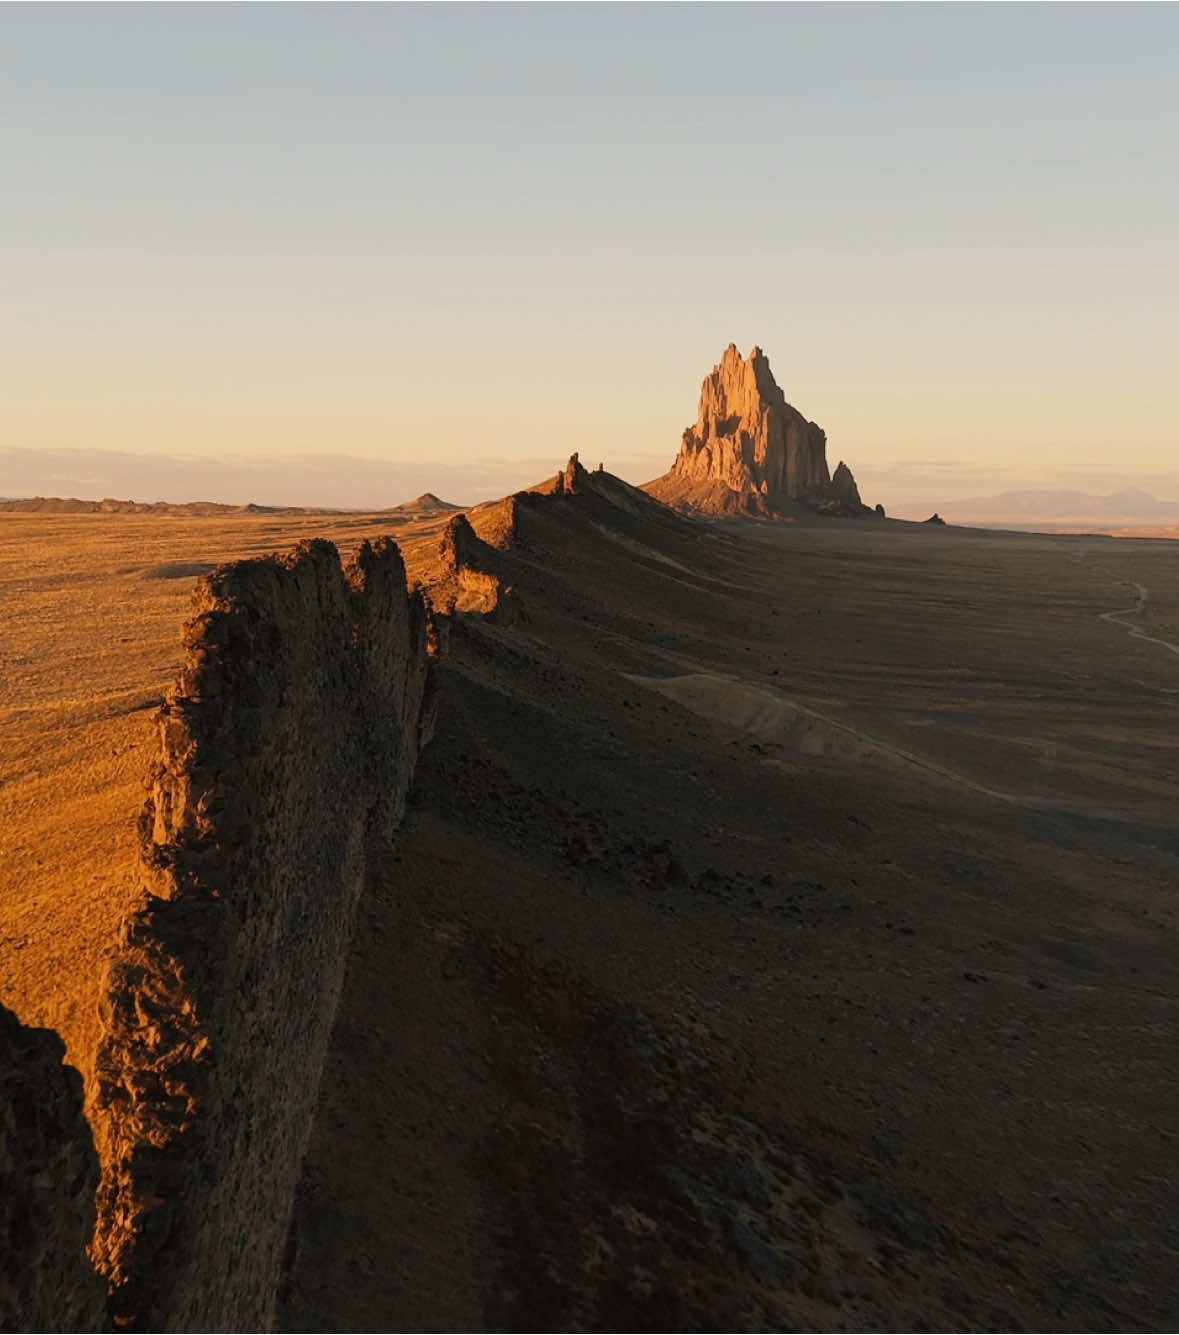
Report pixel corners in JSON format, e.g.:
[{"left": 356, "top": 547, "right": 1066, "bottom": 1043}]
[
  {"left": 559, "top": 453, "right": 588, "bottom": 495},
  {"left": 438, "top": 513, "right": 480, "bottom": 571},
  {"left": 674, "top": 343, "right": 831, "bottom": 502},
  {"left": 645, "top": 344, "right": 874, "bottom": 518},
  {"left": 829, "top": 461, "right": 862, "bottom": 509}
]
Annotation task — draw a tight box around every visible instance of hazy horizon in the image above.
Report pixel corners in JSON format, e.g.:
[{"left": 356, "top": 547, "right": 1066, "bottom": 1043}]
[
  {"left": 3, "top": 5, "right": 1177, "bottom": 511},
  {"left": 6, "top": 442, "right": 1179, "bottom": 527}
]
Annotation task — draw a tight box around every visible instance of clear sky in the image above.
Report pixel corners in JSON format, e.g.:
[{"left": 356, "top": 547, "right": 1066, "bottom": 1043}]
[{"left": 2, "top": 3, "right": 1177, "bottom": 510}]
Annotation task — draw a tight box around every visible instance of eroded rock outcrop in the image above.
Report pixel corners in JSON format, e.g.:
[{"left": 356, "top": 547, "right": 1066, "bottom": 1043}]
[
  {"left": 830, "top": 461, "right": 862, "bottom": 509},
  {"left": 559, "top": 452, "right": 589, "bottom": 495},
  {"left": 644, "top": 344, "right": 873, "bottom": 518},
  {"left": 89, "top": 537, "right": 437, "bottom": 1331},
  {"left": 435, "top": 513, "right": 519, "bottom": 620},
  {"left": 0, "top": 1004, "right": 106, "bottom": 1333}
]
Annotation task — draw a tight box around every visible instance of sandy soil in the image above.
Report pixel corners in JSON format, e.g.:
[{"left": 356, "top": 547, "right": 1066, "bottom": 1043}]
[{"left": 2, "top": 500, "right": 1177, "bottom": 1329}]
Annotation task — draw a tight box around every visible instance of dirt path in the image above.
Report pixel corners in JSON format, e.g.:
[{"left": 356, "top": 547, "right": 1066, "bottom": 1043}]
[
  {"left": 1071, "top": 548, "right": 1179, "bottom": 660},
  {"left": 1099, "top": 578, "right": 1179, "bottom": 657}
]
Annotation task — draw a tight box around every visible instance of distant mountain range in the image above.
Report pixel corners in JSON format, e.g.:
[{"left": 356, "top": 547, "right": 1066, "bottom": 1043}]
[
  {"left": 937, "top": 487, "right": 1179, "bottom": 523},
  {"left": 0, "top": 496, "right": 338, "bottom": 516},
  {"left": 0, "top": 492, "right": 463, "bottom": 517}
]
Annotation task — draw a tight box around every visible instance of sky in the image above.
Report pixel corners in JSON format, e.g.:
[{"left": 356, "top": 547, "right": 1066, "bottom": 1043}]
[{"left": 2, "top": 3, "right": 1177, "bottom": 512}]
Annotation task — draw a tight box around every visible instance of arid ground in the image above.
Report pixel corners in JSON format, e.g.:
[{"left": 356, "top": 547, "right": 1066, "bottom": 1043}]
[
  {"left": 0, "top": 509, "right": 453, "bottom": 1089},
  {"left": 2, "top": 496, "right": 1177, "bottom": 1330}
]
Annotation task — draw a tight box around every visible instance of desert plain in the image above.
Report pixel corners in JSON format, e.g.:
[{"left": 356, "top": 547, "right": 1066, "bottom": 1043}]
[{"left": 1, "top": 487, "right": 1177, "bottom": 1330}]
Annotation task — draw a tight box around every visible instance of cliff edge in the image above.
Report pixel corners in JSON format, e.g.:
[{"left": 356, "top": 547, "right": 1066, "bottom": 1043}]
[{"left": 87, "top": 537, "right": 437, "bottom": 1331}]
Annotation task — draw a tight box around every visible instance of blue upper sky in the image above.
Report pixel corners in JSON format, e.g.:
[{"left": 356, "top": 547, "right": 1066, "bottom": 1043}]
[{"left": 3, "top": 4, "right": 1176, "bottom": 509}]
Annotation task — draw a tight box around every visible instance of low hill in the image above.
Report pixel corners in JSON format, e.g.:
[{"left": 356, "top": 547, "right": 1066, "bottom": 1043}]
[{"left": 386, "top": 492, "right": 463, "bottom": 515}]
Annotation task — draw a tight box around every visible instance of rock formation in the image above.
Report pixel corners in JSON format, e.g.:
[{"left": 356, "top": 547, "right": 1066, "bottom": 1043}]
[
  {"left": 526, "top": 452, "right": 590, "bottom": 500},
  {"left": 644, "top": 344, "right": 873, "bottom": 518},
  {"left": 559, "top": 452, "right": 588, "bottom": 495},
  {"left": 89, "top": 537, "right": 438, "bottom": 1331},
  {"left": 0, "top": 1003, "right": 106, "bottom": 1332},
  {"left": 434, "top": 513, "right": 519, "bottom": 620},
  {"left": 830, "top": 461, "right": 862, "bottom": 509}
]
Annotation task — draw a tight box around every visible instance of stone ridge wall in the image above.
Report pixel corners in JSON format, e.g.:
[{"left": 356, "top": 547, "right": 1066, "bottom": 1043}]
[
  {"left": 465, "top": 458, "right": 597, "bottom": 555},
  {"left": 0, "top": 1003, "right": 106, "bottom": 1333},
  {"left": 88, "top": 537, "right": 438, "bottom": 1332},
  {"left": 467, "top": 495, "right": 521, "bottom": 551}
]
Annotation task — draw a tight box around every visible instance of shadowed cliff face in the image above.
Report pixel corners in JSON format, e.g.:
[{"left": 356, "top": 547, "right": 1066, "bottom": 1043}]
[
  {"left": 87, "top": 537, "right": 438, "bottom": 1332},
  {"left": 644, "top": 344, "right": 871, "bottom": 518},
  {"left": 0, "top": 1003, "right": 106, "bottom": 1332}
]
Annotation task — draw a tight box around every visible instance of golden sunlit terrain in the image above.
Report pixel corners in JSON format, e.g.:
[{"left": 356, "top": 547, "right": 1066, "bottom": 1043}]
[
  {"left": 0, "top": 509, "right": 452, "bottom": 1087},
  {"left": 3, "top": 477, "right": 1177, "bottom": 1329},
  {"left": 6, "top": 2, "right": 1179, "bottom": 1327}
]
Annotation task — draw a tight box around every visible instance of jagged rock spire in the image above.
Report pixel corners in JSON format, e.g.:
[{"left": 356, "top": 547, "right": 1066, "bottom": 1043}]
[
  {"left": 674, "top": 343, "right": 830, "bottom": 500},
  {"left": 829, "top": 461, "right": 862, "bottom": 509},
  {"left": 645, "top": 344, "right": 872, "bottom": 518}
]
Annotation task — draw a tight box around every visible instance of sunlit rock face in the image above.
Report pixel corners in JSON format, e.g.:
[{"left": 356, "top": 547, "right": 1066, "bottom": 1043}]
[
  {"left": 676, "top": 343, "right": 830, "bottom": 499},
  {"left": 646, "top": 344, "right": 871, "bottom": 517}
]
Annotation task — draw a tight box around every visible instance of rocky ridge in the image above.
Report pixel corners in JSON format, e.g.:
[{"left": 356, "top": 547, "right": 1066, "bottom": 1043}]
[{"left": 88, "top": 538, "right": 438, "bottom": 1330}]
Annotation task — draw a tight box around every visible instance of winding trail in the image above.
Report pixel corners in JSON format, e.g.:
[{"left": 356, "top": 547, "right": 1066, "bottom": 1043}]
[
  {"left": 627, "top": 555, "right": 1179, "bottom": 816},
  {"left": 1098, "top": 578, "right": 1179, "bottom": 658}
]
